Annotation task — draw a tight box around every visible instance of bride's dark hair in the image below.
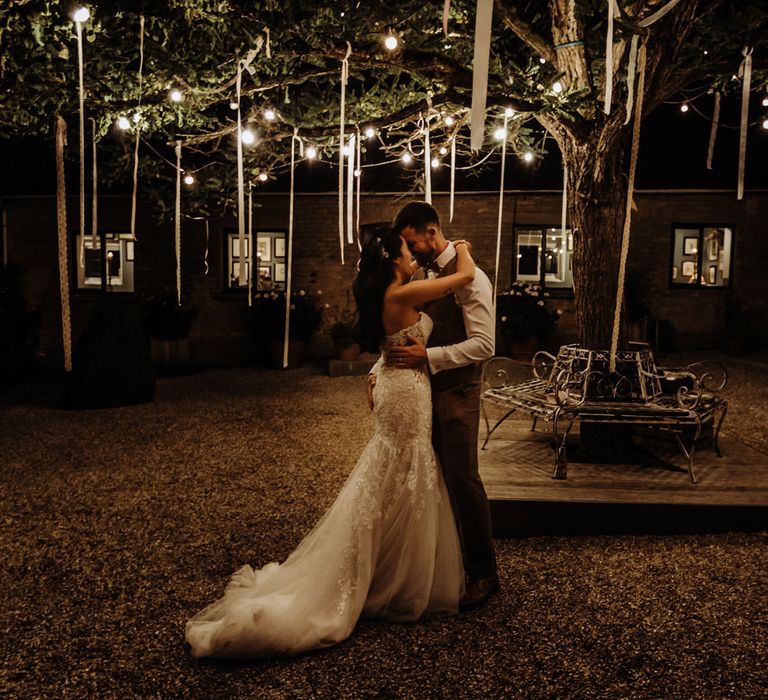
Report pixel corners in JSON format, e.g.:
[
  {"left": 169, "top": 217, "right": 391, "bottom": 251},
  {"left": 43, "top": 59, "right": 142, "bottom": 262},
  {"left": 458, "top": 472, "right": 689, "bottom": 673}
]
[{"left": 352, "top": 225, "right": 403, "bottom": 353}]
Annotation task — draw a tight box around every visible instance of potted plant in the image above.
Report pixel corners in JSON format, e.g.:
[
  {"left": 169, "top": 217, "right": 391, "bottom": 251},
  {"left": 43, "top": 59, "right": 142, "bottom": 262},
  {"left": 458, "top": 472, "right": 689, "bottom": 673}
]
[
  {"left": 253, "top": 289, "right": 322, "bottom": 368},
  {"left": 496, "top": 282, "right": 560, "bottom": 359},
  {"left": 324, "top": 295, "right": 360, "bottom": 360},
  {"left": 144, "top": 289, "right": 199, "bottom": 370}
]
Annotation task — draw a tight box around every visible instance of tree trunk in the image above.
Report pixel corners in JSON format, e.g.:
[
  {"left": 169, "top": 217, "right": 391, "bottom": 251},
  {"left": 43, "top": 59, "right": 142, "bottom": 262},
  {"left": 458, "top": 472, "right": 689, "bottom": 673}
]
[{"left": 561, "top": 128, "right": 628, "bottom": 349}]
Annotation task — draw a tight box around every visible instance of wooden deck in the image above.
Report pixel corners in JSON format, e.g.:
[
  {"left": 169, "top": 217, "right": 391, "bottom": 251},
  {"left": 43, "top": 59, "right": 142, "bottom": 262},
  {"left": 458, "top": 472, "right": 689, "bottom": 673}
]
[{"left": 479, "top": 419, "right": 768, "bottom": 536}]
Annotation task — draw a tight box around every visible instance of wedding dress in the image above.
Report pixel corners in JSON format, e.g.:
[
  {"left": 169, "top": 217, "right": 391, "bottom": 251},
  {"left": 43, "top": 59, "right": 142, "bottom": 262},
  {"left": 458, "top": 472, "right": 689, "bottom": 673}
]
[{"left": 185, "top": 312, "right": 463, "bottom": 659}]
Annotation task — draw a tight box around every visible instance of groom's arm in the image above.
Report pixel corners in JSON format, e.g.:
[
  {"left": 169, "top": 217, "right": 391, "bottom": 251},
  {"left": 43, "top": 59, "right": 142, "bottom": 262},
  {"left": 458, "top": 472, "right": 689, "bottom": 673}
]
[{"left": 426, "top": 268, "right": 495, "bottom": 374}]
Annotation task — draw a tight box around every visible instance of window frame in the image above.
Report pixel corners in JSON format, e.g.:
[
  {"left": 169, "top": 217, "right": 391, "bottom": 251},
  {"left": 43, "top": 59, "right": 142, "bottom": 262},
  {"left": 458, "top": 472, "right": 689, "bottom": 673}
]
[
  {"left": 668, "top": 222, "right": 734, "bottom": 290},
  {"left": 223, "top": 227, "right": 288, "bottom": 294},
  {"left": 71, "top": 229, "right": 136, "bottom": 296},
  {"left": 512, "top": 225, "right": 574, "bottom": 296}
]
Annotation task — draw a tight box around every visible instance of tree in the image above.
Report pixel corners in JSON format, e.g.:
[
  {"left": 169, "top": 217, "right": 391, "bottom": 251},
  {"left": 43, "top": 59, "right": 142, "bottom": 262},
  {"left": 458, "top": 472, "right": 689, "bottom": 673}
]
[{"left": 1, "top": 0, "right": 767, "bottom": 346}]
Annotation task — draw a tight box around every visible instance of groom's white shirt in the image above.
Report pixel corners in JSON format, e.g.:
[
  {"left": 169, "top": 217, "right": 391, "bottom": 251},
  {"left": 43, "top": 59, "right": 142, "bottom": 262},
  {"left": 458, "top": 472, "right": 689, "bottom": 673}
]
[
  {"left": 424, "top": 242, "right": 495, "bottom": 374},
  {"left": 371, "top": 241, "right": 495, "bottom": 376}
]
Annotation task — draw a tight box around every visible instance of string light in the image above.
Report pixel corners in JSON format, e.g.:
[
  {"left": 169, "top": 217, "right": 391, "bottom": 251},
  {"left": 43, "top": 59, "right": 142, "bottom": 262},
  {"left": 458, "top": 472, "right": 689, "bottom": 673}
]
[
  {"left": 364, "top": 127, "right": 376, "bottom": 139},
  {"left": 680, "top": 103, "right": 689, "bottom": 112},
  {"left": 117, "top": 116, "right": 131, "bottom": 130},
  {"left": 132, "top": 112, "right": 141, "bottom": 123},
  {"left": 72, "top": 7, "right": 90, "bottom": 23},
  {"left": 241, "top": 129, "right": 255, "bottom": 145},
  {"left": 493, "top": 127, "right": 507, "bottom": 141},
  {"left": 401, "top": 152, "right": 412, "bottom": 164},
  {"left": 384, "top": 30, "right": 399, "bottom": 51},
  {"left": 444, "top": 115, "right": 455, "bottom": 126},
  {"left": 763, "top": 119, "right": 768, "bottom": 130},
  {"left": 183, "top": 174, "right": 195, "bottom": 185},
  {"left": 306, "top": 146, "right": 317, "bottom": 160},
  {"left": 229, "top": 101, "right": 238, "bottom": 110},
  {"left": 439, "top": 146, "right": 448, "bottom": 155},
  {"left": 523, "top": 151, "right": 533, "bottom": 162},
  {"left": 257, "top": 172, "right": 268, "bottom": 182},
  {"left": 354, "top": 169, "right": 361, "bottom": 177},
  {"left": 539, "top": 57, "right": 546, "bottom": 64},
  {"left": 431, "top": 158, "right": 440, "bottom": 168},
  {"left": 169, "top": 89, "right": 183, "bottom": 103},
  {"left": 552, "top": 81, "right": 563, "bottom": 94},
  {"left": 762, "top": 97, "right": 768, "bottom": 107},
  {"left": 263, "top": 108, "right": 276, "bottom": 121},
  {"left": 504, "top": 107, "right": 515, "bottom": 117}
]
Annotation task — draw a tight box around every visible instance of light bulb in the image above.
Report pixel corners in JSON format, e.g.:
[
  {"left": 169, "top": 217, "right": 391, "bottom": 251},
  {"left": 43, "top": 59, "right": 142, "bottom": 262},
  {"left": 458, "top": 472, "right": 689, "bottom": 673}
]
[
  {"left": 342, "top": 145, "right": 351, "bottom": 157},
  {"left": 493, "top": 127, "right": 507, "bottom": 141},
  {"left": 523, "top": 151, "right": 533, "bottom": 162},
  {"left": 229, "top": 101, "right": 238, "bottom": 110},
  {"left": 401, "top": 153, "right": 412, "bottom": 164},
  {"left": 364, "top": 127, "right": 376, "bottom": 139},
  {"left": 384, "top": 34, "right": 398, "bottom": 51},
  {"left": 257, "top": 172, "right": 268, "bottom": 182},
  {"left": 354, "top": 169, "right": 361, "bottom": 177},
  {"left": 504, "top": 107, "right": 515, "bottom": 118},
  {"left": 680, "top": 103, "right": 689, "bottom": 112},
  {"left": 763, "top": 119, "right": 768, "bottom": 130},
  {"left": 439, "top": 146, "right": 447, "bottom": 156},
  {"left": 762, "top": 97, "right": 768, "bottom": 107},
  {"left": 117, "top": 116, "right": 131, "bottom": 130},
  {"left": 132, "top": 112, "right": 141, "bottom": 123},
  {"left": 306, "top": 146, "right": 317, "bottom": 160},
  {"left": 169, "top": 89, "right": 183, "bottom": 103},
  {"left": 241, "top": 129, "right": 255, "bottom": 145},
  {"left": 703, "top": 50, "right": 708, "bottom": 55},
  {"left": 264, "top": 108, "right": 276, "bottom": 121},
  {"left": 183, "top": 174, "right": 195, "bottom": 185},
  {"left": 552, "top": 81, "right": 563, "bottom": 94},
  {"left": 431, "top": 158, "right": 440, "bottom": 169},
  {"left": 444, "top": 115, "right": 455, "bottom": 126},
  {"left": 539, "top": 57, "right": 546, "bottom": 64},
  {"left": 73, "top": 7, "right": 90, "bottom": 23}
]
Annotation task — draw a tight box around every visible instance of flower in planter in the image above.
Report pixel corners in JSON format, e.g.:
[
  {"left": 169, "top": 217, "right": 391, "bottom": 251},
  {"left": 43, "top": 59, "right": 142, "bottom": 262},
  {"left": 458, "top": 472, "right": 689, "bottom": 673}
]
[
  {"left": 253, "top": 289, "right": 322, "bottom": 343},
  {"left": 496, "top": 282, "right": 558, "bottom": 343}
]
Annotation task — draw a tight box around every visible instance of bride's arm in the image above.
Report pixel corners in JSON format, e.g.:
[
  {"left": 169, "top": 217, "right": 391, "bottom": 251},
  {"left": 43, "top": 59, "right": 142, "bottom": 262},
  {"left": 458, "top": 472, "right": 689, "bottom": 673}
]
[{"left": 390, "top": 243, "right": 474, "bottom": 307}]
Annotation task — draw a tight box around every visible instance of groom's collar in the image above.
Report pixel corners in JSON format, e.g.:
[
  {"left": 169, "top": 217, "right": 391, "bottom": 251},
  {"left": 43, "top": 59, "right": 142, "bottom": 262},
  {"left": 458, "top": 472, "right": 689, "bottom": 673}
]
[{"left": 431, "top": 241, "right": 456, "bottom": 273}]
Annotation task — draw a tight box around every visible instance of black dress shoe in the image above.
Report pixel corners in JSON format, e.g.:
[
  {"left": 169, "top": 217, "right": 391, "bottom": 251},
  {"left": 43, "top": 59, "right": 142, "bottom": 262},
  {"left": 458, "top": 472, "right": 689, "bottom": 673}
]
[{"left": 459, "top": 573, "right": 499, "bottom": 612}]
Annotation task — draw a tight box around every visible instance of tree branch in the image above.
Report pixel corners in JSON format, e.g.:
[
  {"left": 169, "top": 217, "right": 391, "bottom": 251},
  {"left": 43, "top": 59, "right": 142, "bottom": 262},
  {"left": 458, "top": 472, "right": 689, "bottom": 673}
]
[{"left": 494, "top": 0, "right": 556, "bottom": 64}]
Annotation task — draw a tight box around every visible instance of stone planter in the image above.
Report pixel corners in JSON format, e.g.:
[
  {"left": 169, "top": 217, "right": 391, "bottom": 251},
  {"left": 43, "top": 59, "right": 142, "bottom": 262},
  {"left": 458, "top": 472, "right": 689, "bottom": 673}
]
[
  {"left": 335, "top": 341, "right": 361, "bottom": 361},
  {"left": 151, "top": 337, "right": 191, "bottom": 366}
]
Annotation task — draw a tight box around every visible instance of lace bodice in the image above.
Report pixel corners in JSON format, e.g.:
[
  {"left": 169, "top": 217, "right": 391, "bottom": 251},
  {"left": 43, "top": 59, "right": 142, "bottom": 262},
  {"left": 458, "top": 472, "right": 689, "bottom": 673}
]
[{"left": 382, "top": 312, "right": 433, "bottom": 365}]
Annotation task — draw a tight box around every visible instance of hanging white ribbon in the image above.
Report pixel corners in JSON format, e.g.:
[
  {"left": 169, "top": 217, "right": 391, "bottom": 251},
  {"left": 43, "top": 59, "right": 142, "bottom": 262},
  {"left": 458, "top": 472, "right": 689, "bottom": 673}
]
[
  {"left": 707, "top": 91, "right": 720, "bottom": 170},
  {"left": 91, "top": 119, "right": 98, "bottom": 247},
  {"left": 355, "top": 127, "right": 362, "bottom": 249},
  {"left": 265, "top": 26, "right": 271, "bottom": 58},
  {"left": 283, "top": 129, "right": 299, "bottom": 369},
  {"left": 346, "top": 134, "right": 356, "bottom": 243},
  {"left": 424, "top": 116, "right": 432, "bottom": 204},
  {"left": 493, "top": 112, "right": 509, "bottom": 305},
  {"left": 449, "top": 135, "right": 456, "bottom": 222},
  {"left": 443, "top": 0, "right": 451, "bottom": 38},
  {"left": 637, "top": 0, "right": 683, "bottom": 27},
  {"left": 561, "top": 162, "right": 568, "bottom": 240},
  {"left": 248, "top": 183, "right": 253, "bottom": 307},
  {"left": 338, "top": 42, "right": 352, "bottom": 264},
  {"left": 737, "top": 46, "right": 752, "bottom": 201},
  {"left": 470, "top": 0, "right": 493, "bottom": 151},
  {"left": 610, "top": 40, "right": 647, "bottom": 373},
  {"left": 624, "top": 34, "right": 639, "bottom": 125},
  {"left": 236, "top": 59, "right": 247, "bottom": 286},
  {"left": 130, "top": 15, "right": 144, "bottom": 242},
  {"left": 55, "top": 116, "right": 72, "bottom": 372},
  {"left": 204, "top": 219, "right": 209, "bottom": 275},
  {"left": 75, "top": 17, "right": 86, "bottom": 267},
  {"left": 175, "top": 141, "right": 182, "bottom": 305},
  {"left": 603, "top": 0, "right": 616, "bottom": 115}
]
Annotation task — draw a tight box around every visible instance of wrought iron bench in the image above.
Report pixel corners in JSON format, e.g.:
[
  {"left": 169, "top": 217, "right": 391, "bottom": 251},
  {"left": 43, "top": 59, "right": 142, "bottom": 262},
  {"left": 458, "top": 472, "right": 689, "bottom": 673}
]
[{"left": 481, "top": 344, "right": 728, "bottom": 483}]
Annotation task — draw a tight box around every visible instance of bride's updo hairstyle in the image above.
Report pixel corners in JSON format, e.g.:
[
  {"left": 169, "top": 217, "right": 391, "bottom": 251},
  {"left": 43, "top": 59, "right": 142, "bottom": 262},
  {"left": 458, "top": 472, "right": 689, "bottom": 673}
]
[{"left": 353, "top": 224, "right": 403, "bottom": 353}]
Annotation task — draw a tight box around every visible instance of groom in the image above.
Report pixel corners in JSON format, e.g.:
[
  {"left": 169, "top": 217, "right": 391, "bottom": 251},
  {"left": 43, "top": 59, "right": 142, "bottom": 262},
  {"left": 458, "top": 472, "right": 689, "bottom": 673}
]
[{"left": 370, "top": 201, "right": 498, "bottom": 610}]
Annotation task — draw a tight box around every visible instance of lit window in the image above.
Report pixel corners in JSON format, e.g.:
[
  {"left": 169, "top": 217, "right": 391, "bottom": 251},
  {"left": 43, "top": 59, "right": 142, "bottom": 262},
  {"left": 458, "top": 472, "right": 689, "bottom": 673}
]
[
  {"left": 75, "top": 232, "right": 135, "bottom": 293},
  {"left": 226, "top": 230, "right": 286, "bottom": 291},
  {"left": 514, "top": 227, "right": 573, "bottom": 290},
  {"left": 670, "top": 225, "right": 732, "bottom": 288}
]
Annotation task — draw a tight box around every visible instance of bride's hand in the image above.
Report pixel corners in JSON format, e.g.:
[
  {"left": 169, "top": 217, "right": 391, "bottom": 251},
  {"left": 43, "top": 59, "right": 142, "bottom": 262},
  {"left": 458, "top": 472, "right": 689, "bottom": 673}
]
[{"left": 453, "top": 239, "right": 472, "bottom": 254}]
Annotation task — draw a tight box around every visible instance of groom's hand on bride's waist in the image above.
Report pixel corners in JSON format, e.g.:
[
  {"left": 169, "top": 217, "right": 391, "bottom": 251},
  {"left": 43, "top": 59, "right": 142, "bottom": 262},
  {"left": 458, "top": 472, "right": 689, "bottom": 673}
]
[{"left": 388, "top": 335, "right": 428, "bottom": 369}]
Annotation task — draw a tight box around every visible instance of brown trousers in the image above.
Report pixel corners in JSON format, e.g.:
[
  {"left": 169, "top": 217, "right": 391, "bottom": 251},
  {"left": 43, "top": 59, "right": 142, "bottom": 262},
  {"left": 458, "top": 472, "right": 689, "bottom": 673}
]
[{"left": 431, "top": 379, "right": 497, "bottom": 580}]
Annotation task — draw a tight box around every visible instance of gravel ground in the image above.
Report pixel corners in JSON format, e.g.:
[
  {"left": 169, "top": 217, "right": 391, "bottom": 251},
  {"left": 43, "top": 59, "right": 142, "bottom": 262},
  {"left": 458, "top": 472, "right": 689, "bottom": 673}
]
[{"left": 1, "top": 351, "right": 767, "bottom": 699}]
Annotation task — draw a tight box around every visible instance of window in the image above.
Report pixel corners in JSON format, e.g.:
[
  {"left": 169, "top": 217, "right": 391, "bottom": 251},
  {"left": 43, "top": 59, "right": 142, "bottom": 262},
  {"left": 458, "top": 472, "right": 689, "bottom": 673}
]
[
  {"left": 74, "top": 232, "right": 135, "bottom": 293},
  {"left": 670, "top": 225, "right": 732, "bottom": 288},
  {"left": 514, "top": 227, "right": 573, "bottom": 291},
  {"left": 226, "top": 229, "right": 287, "bottom": 291}
]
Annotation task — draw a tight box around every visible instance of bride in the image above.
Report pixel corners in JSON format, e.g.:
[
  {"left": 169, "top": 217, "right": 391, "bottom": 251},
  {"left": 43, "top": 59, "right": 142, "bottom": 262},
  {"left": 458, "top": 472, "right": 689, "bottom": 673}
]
[{"left": 185, "top": 226, "right": 476, "bottom": 659}]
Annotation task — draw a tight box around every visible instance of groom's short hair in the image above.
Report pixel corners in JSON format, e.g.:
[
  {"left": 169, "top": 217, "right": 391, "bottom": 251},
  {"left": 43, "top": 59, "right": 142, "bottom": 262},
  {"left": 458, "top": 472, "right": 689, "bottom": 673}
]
[{"left": 392, "top": 201, "right": 440, "bottom": 235}]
